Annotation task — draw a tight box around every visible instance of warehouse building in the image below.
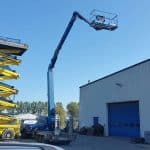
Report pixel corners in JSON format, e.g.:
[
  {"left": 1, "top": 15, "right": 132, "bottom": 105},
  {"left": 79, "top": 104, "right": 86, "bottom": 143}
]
[{"left": 79, "top": 59, "right": 150, "bottom": 137}]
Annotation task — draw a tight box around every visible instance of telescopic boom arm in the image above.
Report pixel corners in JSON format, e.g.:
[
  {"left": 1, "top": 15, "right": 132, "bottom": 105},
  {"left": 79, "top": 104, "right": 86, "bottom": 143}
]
[
  {"left": 47, "top": 10, "right": 118, "bottom": 129},
  {"left": 48, "top": 12, "right": 91, "bottom": 70},
  {"left": 47, "top": 11, "right": 91, "bottom": 129}
]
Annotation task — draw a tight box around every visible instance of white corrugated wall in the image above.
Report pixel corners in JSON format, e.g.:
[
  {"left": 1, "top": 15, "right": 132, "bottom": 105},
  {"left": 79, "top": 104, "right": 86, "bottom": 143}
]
[{"left": 79, "top": 60, "right": 150, "bottom": 137}]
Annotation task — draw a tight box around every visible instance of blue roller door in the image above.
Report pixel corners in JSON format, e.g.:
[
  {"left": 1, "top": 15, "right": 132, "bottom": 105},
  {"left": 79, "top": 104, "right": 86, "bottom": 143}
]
[{"left": 108, "top": 101, "right": 140, "bottom": 137}]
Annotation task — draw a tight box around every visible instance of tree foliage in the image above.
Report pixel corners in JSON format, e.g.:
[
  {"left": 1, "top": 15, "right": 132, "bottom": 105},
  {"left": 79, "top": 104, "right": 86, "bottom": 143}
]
[
  {"left": 12, "top": 100, "right": 78, "bottom": 129},
  {"left": 15, "top": 101, "right": 48, "bottom": 115},
  {"left": 55, "top": 102, "right": 66, "bottom": 128},
  {"left": 15, "top": 101, "right": 66, "bottom": 128},
  {"left": 67, "top": 102, "right": 79, "bottom": 119}
]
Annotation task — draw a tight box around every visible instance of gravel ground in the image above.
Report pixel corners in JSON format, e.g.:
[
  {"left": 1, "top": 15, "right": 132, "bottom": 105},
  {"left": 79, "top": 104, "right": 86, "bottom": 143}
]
[{"left": 62, "top": 135, "right": 150, "bottom": 150}]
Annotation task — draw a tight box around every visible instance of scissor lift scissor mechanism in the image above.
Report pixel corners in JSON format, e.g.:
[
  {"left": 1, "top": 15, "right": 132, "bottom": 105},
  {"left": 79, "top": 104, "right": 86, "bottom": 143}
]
[
  {"left": 0, "top": 36, "right": 28, "bottom": 140},
  {"left": 0, "top": 52, "right": 21, "bottom": 66}
]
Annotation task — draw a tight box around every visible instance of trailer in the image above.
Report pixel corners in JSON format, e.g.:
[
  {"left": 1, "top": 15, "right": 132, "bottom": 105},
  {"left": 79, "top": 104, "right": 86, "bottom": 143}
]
[{"left": 35, "top": 131, "right": 73, "bottom": 145}]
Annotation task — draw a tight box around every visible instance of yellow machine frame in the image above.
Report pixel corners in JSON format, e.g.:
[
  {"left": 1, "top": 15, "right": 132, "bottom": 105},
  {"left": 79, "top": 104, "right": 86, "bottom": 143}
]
[
  {"left": 0, "top": 115, "right": 20, "bottom": 138},
  {"left": 0, "top": 52, "right": 21, "bottom": 66},
  {"left": 0, "top": 83, "right": 18, "bottom": 97},
  {"left": 0, "top": 68, "right": 19, "bottom": 80},
  {"left": 0, "top": 124, "right": 20, "bottom": 137},
  {"left": 0, "top": 100, "right": 17, "bottom": 111},
  {"left": 0, "top": 37, "right": 28, "bottom": 140}
]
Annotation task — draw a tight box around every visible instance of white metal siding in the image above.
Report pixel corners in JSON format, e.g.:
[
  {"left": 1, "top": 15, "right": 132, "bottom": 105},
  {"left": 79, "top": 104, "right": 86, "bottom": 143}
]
[{"left": 79, "top": 60, "right": 150, "bottom": 137}]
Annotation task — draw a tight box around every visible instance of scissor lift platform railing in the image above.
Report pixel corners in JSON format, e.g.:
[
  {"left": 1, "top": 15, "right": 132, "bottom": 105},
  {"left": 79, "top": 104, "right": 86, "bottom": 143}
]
[{"left": 0, "top": 36, "right": 28, "bottom": 56}]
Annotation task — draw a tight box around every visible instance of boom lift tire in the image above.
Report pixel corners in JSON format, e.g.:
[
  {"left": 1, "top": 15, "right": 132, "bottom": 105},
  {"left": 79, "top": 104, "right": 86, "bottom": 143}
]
[{"left": 2, "top": 129, "right": 15, "bottom": 140}]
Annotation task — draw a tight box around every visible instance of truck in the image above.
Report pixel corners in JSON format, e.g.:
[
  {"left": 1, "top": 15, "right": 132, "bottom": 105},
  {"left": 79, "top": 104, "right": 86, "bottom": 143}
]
[
  {"left": 34, "top": 10, "right": 118, "bottom": 144},
  {"left": 21, "top": 116, "right": 49, "bottom": 137}
]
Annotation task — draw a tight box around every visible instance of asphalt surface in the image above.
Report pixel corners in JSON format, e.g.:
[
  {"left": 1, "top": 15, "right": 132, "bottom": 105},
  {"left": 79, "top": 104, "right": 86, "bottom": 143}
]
[
  {"left": 62, "top": 135, "right": 150, "bottom": 150},
  {"left": 1, "top": 135, "right": 150, "bottom": 150}
]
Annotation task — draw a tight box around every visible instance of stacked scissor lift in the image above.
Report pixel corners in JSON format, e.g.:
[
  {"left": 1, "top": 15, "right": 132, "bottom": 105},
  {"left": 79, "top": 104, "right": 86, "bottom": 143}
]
[{"left": 0, "top": 36, "right": 28, "bottom": 140}]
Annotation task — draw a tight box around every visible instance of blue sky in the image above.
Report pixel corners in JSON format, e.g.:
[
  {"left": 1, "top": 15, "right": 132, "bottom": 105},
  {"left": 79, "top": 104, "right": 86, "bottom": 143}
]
[{"left": 1, "top": 0, "right": 150, "bottom": 106}]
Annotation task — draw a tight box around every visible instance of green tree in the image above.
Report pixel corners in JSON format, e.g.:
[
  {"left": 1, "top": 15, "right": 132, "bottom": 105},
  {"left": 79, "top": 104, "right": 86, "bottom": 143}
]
[
  {"left": 43, "top": 102, "right": 48, "bottom": 115},
  {"left": 15, "top": 101, "right": 48, "bottom": 115},
  {"left": 24, "top": 102, "right": 31, "bottom": 113},
  {"left": 16, "top": 101, "right": 22, "bottom": 113},
  {"left": 56, "top": 102, "right": 66, "bottom": 128},
  {"left": 67, "top": 102, "right": 79, "bottom": 119},
  {"left": 31, "top": 101, "right": 37, "bottom": 114},
  {"left": 67, "top": 101, "right": 79, "bottom": 129}
]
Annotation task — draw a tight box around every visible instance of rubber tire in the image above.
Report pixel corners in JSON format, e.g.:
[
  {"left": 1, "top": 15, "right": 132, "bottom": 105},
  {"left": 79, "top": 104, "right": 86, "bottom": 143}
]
[
  {"left": 32, "top": 128, "right": 38, "bottom": 138},
  {"left": 41, "top": 135, "right": 46, "bottom": 143},
  {"left": 21, "top": 130, "right": 27, "bottom": 138},
  {"left": 2, "top": 129, "right": 15, "bottom": 140}
]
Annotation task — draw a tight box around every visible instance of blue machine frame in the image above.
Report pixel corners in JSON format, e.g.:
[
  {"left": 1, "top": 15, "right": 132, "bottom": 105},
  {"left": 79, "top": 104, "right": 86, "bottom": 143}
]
[{"left": 47, "top": 11, "right": 118, "bottom": 130}]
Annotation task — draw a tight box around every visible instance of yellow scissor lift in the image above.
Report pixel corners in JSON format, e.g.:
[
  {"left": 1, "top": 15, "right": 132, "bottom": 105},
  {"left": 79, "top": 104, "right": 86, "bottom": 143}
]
[{"left": 0, "top": 37, "right": 28, "bottom": 140}]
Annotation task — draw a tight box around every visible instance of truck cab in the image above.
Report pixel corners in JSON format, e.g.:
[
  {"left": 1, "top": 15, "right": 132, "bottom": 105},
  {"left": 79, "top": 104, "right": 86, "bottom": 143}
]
[{"left": 21, "top": 116, "right": 49, "bottom": 137}]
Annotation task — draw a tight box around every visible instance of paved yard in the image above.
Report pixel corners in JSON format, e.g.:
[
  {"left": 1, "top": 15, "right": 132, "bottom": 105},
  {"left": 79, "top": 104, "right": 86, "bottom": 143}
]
[
  {"left": 3, "top": 135, "right": 150, "bottom": 150},
  {"left": 62, "top": 135, "right": 150, "bottom": 150}
]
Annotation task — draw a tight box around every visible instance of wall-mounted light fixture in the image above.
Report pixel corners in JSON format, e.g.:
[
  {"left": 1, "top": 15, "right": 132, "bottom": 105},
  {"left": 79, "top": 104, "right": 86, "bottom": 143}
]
[{"left": 115, "top": 83, "right": 123, "bottom": 88}]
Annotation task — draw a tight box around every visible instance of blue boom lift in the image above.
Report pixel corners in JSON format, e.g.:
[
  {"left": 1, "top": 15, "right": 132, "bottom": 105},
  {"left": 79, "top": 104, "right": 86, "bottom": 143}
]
[{"left": 35, "top": 10, "right": 118, "bottom": 144}]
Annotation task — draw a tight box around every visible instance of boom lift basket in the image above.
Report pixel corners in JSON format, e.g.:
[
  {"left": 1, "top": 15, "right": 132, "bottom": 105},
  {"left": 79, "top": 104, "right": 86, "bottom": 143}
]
[{"left": 89, "top": 9, "right": 118, "bottom": 31}]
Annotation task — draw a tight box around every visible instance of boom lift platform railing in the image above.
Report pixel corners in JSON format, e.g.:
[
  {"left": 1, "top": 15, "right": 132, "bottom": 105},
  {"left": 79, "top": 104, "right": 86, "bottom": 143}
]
[{"left": 89, "top": 10, "right": 118, "bottom": 31}]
